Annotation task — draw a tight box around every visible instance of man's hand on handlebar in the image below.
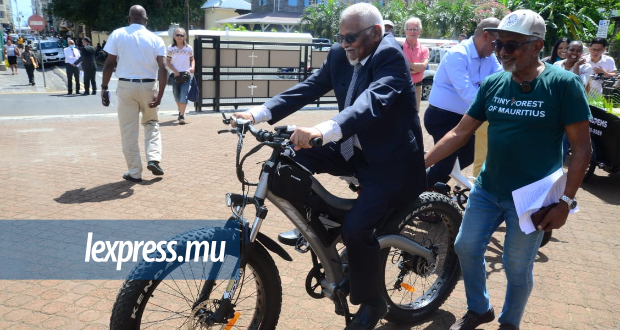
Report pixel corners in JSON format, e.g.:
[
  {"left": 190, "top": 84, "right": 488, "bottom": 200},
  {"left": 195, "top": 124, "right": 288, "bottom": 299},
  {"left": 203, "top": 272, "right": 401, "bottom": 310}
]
[
  {"left": 230, "top": 112, "right": 255, "bottom": 127},
  {"left": 291, "top": 127, "right": 323, "bottom": 150}
]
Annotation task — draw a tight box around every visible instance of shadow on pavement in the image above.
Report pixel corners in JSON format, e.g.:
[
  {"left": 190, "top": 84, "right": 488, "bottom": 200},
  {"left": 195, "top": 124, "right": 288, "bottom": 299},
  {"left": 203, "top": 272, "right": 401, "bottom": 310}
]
[
  {"left": 376, "top": 309, "right": 456, "bottom": 330},
  {"left": 580, "top": 172, "right": 620, "bottom": 205},
  {"left": 54, "top": 177, "right": 162, "bottom": 204}
]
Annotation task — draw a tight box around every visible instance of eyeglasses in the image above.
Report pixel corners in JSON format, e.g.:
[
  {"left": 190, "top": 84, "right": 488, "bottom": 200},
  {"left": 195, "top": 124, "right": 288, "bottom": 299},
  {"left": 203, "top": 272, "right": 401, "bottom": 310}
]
[
  {"left": 335, "top": 26, "right": 374, "bottom": 44},
  {"left": 491, "top": 39, "right": 535, "bottom": 54},
  {"left": 175, "top": 34, "right": 185, "bottom": 37},
  {"left": 405, "top": 28, "right": 420, "bottom": 32},
  {"left": 589, "top": 47, "right": 604, "bottom": 53}
]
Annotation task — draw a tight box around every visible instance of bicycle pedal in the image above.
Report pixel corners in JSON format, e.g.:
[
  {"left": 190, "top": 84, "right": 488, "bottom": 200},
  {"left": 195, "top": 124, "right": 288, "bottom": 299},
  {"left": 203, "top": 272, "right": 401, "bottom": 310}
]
[{"left": 295, "top": 237, "right": 310, "bottom": 253}]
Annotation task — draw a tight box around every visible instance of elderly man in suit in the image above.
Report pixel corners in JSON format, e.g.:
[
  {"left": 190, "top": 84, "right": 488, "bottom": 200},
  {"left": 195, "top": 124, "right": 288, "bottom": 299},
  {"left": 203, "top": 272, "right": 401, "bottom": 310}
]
[{"left": 232, "top": 3, "right": 426, "bottom": 329}]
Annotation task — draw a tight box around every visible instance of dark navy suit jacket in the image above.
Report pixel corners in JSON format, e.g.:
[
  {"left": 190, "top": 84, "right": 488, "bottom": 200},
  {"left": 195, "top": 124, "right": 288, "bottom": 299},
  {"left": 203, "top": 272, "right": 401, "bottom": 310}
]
[{"left": 265, "top": 33, "right": 427, "bottom": 199}]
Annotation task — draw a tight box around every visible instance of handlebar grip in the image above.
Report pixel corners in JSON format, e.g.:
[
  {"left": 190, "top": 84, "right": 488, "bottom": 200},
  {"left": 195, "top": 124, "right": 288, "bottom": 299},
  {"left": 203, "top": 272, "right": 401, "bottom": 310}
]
[{"left": 310, "top": 138, "right": 323, "bottom": 147}]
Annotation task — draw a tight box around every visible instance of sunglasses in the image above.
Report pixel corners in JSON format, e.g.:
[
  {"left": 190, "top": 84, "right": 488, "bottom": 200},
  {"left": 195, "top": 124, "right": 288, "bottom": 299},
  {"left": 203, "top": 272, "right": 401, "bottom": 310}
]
[
  {"left": 175, "top": 34, "right": 185, "bottom": 37},
  {"left": 335, "top": 26, "right": 374, "bottom": 44},
  {"left": 492, "top": 39, "right": 535, "bottom": 54}
]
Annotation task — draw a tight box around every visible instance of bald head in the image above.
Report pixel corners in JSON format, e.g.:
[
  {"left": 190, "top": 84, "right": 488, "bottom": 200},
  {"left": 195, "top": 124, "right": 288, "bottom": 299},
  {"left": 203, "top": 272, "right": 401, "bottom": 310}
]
[
  {"left": 129, "top": 5, "right": 148, "bottom": 25},
  {"left": 474, "top": 17, "right": 500, "bottom": 38}
]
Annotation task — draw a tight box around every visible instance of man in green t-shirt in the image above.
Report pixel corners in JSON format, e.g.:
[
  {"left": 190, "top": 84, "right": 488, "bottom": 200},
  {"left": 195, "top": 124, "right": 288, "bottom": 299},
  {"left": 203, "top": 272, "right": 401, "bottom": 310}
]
[{"left": 425, "top": 10, "right": 591, "bottom": 330}]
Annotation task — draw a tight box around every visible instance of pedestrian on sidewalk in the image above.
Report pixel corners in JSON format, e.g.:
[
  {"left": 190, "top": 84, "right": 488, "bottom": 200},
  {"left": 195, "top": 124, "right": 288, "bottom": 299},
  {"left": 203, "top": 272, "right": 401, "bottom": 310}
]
[
  {"left": 20, "top": 45, "right": 38, "bottom": 86},
  {"left": 166, "top": 27, "right": 194, "bottom": 125},
  {"left": 425, "top": 10, "right": 592, "bottom": 330},
  {"left": 4, "top": 39, "right": 20, "bottom": 75},
  {"left": 101, "top": 4, "right": 167, "bottom": 182},
  {"left": 74, "top": 37, "right": 98, "bottom": 95},
  {"left": 64, "top": 39, "right": 81, "bottom": 95}
]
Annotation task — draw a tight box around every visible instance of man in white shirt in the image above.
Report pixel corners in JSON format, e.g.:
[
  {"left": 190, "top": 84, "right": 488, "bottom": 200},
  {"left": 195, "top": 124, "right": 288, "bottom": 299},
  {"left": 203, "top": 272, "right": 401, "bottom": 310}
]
[
  {"left": 425, "top": 18, "right": 502, "bottom": 186},
  {"left": 101, "top": 5, "right": 168, "bottom": 182},
  {"left": 63, "top": 39, "right": 81, "bottom": 95},
  {"left": 586, "top": 37, "right": 617, "bottom": 95}
]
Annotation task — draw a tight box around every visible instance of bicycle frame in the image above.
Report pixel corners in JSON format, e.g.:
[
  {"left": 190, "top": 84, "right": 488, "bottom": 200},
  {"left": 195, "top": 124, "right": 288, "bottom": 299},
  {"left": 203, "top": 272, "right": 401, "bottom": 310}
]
[{"left": 221, "top": 120, "right": 436, "bottom": 321}]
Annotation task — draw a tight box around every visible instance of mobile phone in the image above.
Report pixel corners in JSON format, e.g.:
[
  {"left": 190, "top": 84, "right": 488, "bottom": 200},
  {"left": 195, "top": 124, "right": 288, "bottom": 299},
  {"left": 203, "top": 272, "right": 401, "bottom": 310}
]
[{"left": 102, "top": 90, "right": 110, "bottom": 107}]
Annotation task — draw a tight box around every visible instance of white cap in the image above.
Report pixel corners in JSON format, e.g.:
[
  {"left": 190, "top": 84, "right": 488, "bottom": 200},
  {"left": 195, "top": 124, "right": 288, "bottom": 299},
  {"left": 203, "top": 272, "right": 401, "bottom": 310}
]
[
  {"left": 484, "top": 9, "right": 546, "bottom": 40},
  {"left": 383, "top": 20, "right": 394, "bottom": 27}
]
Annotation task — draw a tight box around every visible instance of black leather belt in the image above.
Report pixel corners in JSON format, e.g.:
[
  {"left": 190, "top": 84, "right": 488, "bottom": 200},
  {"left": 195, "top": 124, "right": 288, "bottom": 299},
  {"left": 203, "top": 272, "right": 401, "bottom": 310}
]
[{"left": 119, "top": 78, "right": 156, "bottom": 82}]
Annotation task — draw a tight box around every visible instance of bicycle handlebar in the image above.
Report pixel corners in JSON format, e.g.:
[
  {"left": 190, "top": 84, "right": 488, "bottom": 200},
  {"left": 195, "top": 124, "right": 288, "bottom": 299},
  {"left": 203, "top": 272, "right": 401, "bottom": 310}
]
[{"left": 219, "top": 114, "right": 323, "bottom": 148}]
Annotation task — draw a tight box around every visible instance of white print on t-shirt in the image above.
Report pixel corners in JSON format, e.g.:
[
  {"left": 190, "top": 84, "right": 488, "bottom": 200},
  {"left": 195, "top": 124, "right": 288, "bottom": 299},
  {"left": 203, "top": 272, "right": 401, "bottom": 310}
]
[{"left": 487, "top": 97, "right": 546, "bottom": 117}]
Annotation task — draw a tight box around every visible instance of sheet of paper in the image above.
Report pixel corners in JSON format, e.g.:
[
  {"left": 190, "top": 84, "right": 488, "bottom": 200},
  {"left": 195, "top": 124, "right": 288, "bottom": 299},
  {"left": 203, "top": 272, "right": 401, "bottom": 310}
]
[{"left": 512, "top": 168, "right": 578, "bottom": 234}]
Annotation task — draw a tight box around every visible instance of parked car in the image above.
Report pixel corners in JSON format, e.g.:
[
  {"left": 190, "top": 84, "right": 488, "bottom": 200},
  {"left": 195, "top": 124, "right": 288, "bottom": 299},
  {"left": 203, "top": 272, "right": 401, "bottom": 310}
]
[
  {"left": 421, "top": 70, "right": 435, "bottom": 101},
  {"left": 31, "top": 39, "right": 65, "bottom": 65},
  {"left": 312, "top": 38, "right": 332, "bottom": 51}
]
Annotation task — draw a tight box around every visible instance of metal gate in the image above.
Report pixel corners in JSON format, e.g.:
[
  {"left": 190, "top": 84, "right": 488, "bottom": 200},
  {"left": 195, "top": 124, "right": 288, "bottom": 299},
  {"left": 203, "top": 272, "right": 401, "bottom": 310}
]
[{"left": 193, "top": 36, "right": 335, "bottom": 112}]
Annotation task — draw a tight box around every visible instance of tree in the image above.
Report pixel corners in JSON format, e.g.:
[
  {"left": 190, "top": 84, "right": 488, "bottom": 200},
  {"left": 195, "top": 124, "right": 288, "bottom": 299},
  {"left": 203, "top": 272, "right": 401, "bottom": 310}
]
[
  {"left": 300, "top": 0, "right": 347, "bottom": 40},
  {"left": 50, "top": 0, "right": 205, "bottom": 36}
]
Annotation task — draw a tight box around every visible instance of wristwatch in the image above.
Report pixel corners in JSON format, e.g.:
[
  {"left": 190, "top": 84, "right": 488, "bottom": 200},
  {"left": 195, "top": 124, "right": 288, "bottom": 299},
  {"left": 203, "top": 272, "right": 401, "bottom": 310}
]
[{"left": 559, "top": 195, "right": 577, "bottom": 210}]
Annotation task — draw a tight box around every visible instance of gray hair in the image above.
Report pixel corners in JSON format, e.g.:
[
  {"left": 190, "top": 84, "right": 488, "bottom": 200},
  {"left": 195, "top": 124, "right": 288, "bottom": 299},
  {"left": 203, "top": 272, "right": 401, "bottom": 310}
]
[
  {"left": 404, "top": 17, "right": 423, "bottom": 31},
  {"left": 341, "top": 3, "right": 385, "bottom": 36}
]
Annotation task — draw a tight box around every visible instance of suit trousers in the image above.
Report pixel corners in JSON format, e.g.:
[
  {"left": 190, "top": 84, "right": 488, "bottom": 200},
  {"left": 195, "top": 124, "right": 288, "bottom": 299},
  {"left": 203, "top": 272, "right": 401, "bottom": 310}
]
[
  {"left": 83, "top": 68, "right": 97, "bottom": 93},
  {"left": 116, "top": 80, "right": 162, "bottom": 178},
  {"left": 294, "top": 143, "right": 391, "bottom": 306},
  {"left": 424, "top": 105, "right": 475, "bottom": 186},
  {"left": 66, "top": 64, "right": 80, "bottom": 93}
]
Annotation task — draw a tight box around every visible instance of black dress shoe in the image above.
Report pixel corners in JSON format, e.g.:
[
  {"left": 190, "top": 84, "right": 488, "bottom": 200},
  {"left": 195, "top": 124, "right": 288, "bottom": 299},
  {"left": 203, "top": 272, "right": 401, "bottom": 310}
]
[
  {"left": 278, "top": 229, "right": 301, "bottom": 246},
  {"left": 123, "top": 173, "right": 142, "bottom": 182},
  {"left": 91, "top": 90, "right": 97, "bottom": 95},
  {"left": 147, "top": 161, "right": 164, "bottom": 176},
  {"left": 82, "top": 91, "right": 89, "bottom": 96},
  {"left": 344, "top": 302, "right": 388, "bottom": 330}
]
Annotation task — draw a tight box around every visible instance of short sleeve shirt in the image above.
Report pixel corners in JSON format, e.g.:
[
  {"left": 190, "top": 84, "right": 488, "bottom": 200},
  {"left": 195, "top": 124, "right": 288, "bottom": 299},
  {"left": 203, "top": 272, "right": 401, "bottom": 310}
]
[
  {"left": 553, "top": 60, "right": 593, "bottom": 87},
  {"left": 402, "top": 41, "right": 429, "bottom": 83},
  {"left": 585, "top": 54, "right": 617, "bottom": 94},
  {"left": 167, "top": 45, "right": 193, "bottom": 72},
  {"left": 104, "top": 24, "right": 166, "bottom": 79},
  {"left": 467, "top": 63, "right": 591, "bottom": 199}
]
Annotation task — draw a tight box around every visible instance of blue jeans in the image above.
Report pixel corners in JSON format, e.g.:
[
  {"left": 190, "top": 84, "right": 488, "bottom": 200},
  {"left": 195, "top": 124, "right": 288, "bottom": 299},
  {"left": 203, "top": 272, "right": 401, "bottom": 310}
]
[
  {"left": 172, "top": 78, "right": 191, "bottom": 104},
  {"left": 455, "top": 184, "right": 543, "bottom": 327}
]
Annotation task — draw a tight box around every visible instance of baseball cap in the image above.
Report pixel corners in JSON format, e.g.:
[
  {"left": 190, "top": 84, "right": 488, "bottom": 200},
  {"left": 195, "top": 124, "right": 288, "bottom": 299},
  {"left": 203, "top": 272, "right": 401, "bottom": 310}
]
[
  {"left": 484, "top": 9, "right": 546, "bottom": 40},
  {"left": 383, "top": 20, "right": 394, "bottom": 27}
]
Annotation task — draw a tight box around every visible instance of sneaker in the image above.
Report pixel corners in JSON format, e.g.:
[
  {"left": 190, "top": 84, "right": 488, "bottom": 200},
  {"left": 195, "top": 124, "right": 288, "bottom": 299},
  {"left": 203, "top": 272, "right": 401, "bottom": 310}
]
[
  {"left": 498, "top": 324, "right": 518, "bottom": 330},
  {"left": 179, "top": 115, "right": 186, "bottom": 125},
  {"left": 450, "top": 308, "right": 495, "bottom": 330}
]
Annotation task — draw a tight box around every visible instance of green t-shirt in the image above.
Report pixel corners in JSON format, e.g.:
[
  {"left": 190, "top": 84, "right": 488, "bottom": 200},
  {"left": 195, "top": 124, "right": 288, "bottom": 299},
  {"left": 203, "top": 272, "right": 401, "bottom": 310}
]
[{"left": 467, "top": 63, "right": 591, "bottom": 200}]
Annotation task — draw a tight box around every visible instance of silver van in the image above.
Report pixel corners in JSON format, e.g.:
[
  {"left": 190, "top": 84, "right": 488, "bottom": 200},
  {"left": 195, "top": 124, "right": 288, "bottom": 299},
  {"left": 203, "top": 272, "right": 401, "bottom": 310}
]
[{"left": 32, "top": 39, "right": 66, "bottom": 65}]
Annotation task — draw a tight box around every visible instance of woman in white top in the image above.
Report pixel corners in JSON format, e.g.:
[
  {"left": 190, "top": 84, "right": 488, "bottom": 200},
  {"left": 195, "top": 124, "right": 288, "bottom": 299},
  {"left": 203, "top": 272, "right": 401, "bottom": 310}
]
[
  {"left": 166, "top": 28, "right": 195, "bottom": 125},
  {"left": 553, "top": 41, "right": 593, "bottom": 92},
  {"left": 3, "top": 39, "right": 20, "bottom": 75}
]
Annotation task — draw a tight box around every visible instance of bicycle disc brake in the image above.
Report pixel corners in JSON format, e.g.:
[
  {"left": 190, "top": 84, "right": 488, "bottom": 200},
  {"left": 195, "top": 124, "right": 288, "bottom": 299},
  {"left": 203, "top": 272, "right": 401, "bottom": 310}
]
[{"left": 187, "top": 300, "right": 237, "bottom": 329}]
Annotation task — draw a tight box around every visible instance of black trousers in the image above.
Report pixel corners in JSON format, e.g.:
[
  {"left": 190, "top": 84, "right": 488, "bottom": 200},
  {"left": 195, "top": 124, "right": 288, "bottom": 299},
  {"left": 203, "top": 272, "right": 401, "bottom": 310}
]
[
  {"left": 66, "top": 65, "right": 80, "bottom": 93},
  {"left": 83, "top": 68, "right": 96, "bottom": 93},
  {"left": 424, "top": 105, "right": 475, "bottom": 186},
  {"left": 24, "top": 64, "right": 35, "bottom": 84},
  {"left": 294, "top": 143, "right": 392, "bottom": 306}
]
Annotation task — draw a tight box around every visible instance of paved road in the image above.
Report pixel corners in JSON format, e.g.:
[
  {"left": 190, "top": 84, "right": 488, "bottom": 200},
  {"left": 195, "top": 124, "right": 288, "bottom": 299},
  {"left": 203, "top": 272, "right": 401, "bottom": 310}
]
[
  {"left": 0, "top": 70, "right": 619, "bottom": 329},
  {"left": 0, "top": 62, "right": 185, "bottom": 117}
]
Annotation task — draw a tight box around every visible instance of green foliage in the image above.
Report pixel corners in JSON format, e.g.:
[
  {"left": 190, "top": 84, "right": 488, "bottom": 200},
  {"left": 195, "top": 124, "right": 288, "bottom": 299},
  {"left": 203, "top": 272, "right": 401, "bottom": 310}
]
[
  {"left": 50, "top": 0, "right": 205, "bottom": 33},
  {"left": 300, "top": 0, "right": 346, "bottom": 41},
  {"left": 587, "top": 91, "right": 620, "bottom": 117},
  {"left": 424, "top": 0, "right": 475, "bottom": 38}
]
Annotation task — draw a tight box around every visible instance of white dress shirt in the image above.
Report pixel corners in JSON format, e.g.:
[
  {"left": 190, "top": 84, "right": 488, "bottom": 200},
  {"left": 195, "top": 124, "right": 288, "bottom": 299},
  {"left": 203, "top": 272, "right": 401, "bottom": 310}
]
[
  {"left": 103, "top": 24, "right": 166, "bottom": 79},
  {"left": 64, "top": 46, "right": 80, "bottom": 65}
]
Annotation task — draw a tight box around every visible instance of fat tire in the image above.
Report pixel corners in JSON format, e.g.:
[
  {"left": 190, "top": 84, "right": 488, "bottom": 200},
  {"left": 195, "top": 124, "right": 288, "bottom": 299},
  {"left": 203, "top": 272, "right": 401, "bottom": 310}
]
[
  {"left": 109, "top": 227, "right": 282, "bottom": 330},
  {"left": 380, "top": 192, "right": 462, "bottom": 325}
]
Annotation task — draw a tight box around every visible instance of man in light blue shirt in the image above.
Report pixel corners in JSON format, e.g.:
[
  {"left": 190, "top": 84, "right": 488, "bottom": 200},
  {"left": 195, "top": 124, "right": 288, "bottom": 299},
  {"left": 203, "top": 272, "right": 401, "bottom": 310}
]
[{"left": 425, "top": 18, "right": 502, "bottom": 186}]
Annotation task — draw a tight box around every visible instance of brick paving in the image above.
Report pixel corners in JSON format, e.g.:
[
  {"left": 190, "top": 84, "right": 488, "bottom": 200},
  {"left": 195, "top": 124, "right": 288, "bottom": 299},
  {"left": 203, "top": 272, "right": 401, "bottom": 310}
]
[{"left": 1, "top": 76, "right": 619, "bottom": 329}]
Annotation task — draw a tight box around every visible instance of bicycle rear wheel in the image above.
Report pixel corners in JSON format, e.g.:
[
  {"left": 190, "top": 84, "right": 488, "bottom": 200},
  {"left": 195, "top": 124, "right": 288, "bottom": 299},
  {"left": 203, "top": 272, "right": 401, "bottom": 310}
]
[{"left": 380, "top": 192, "right": 462, "bottom": 325}]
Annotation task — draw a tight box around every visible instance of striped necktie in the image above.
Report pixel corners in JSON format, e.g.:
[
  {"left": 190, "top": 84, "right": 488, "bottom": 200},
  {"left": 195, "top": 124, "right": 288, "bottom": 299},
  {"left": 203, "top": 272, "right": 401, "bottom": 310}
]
[{"left": 340, "top": 63, "right": 362, "bottom": 161}]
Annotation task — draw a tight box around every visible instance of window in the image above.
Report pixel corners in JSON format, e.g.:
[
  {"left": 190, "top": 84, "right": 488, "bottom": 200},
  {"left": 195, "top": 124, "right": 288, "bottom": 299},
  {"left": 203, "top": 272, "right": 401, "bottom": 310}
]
[
  {"left": 288, "top": 0, "right": 297, "bottom": 5},
  {"left": 0, "top": 11, "right": 4, "bottom": 18}
]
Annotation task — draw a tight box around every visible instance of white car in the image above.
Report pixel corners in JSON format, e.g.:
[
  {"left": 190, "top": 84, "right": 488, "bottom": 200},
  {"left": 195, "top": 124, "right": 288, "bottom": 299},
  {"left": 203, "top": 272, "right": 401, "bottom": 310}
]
[{"left": 31, "top": 39, "right": 65, "bottom": 65}]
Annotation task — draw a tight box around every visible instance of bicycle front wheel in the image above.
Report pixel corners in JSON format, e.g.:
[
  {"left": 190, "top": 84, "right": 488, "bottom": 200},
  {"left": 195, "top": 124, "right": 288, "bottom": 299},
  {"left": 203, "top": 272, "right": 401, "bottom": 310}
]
[
  {"left": 109, "top": 227, "right": 282, "bottom": 330},
  {"left": 380, "top": 192, "right": 462, "bottom": 325}
]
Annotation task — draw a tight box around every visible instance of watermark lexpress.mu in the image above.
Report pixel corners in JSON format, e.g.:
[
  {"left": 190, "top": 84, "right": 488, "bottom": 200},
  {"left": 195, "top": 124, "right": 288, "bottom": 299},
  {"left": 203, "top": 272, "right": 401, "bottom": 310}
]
[{"left": 84, "top": 232, "right": 227, "bottom": 270}]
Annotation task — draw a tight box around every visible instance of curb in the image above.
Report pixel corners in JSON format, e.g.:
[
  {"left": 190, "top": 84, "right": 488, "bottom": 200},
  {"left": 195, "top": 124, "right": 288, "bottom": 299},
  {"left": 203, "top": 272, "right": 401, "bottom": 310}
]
[{"left": 52, "top": 65, "right": 67, "bottom": 85}]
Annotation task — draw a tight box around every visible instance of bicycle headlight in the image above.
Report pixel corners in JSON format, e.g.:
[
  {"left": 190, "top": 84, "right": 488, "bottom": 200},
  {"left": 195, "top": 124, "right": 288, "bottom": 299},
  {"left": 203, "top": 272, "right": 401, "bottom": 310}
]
[{"left": 226, "top": 193, "right": 233, "bottom": 207}]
